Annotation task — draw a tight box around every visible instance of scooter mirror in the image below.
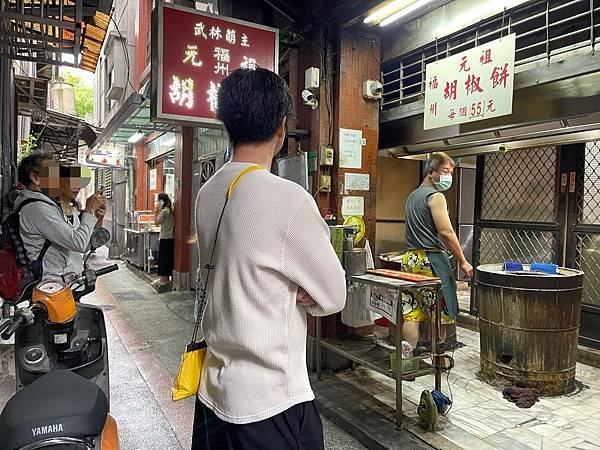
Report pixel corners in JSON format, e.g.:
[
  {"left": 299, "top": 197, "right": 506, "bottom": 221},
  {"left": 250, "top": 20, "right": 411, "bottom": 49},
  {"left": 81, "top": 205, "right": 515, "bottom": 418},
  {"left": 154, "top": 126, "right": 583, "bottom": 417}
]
[{"left": 90, "top": 227, "right": 110, "bottom": 250}]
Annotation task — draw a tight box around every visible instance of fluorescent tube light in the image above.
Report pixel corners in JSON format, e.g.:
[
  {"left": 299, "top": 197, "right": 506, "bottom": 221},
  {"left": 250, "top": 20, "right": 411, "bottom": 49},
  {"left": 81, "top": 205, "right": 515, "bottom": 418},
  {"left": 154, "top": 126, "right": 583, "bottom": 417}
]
[
  {"left": 127, "top": 131, "right": 145, "bottom": 144},
  {"left": 364, "top": 0, "right": 407, "bottom": 24},
  {"left": 379, "top": 0, "right": 434, "bottom": 27}
]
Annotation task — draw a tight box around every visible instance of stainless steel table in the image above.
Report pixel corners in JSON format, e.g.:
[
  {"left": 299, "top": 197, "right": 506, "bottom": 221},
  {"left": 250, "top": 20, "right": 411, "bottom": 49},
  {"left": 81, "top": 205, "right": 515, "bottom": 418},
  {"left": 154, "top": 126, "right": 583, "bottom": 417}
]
[
  {"left": 124, "top": 228, "right": 160, "bottom": 272},
  {"left": 315, "top": 273, "right": 443, "bottom": 428}
]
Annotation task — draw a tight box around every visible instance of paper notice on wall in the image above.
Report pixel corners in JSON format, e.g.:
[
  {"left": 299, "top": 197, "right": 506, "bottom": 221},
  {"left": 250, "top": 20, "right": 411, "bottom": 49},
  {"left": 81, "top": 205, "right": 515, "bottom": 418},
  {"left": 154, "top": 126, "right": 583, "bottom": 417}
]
[
  {"left": 165, "top": 174, "right": 175, "bottom": 198},
  {"left": 339, "top": 128, "right": 362, "bottom": 169},
  {"left": 77, "top": 147, "right": 87, "bottom": 165},
  {"left": 341, "top": 196, "right": 365, "bottom": 217},
  {"left": 345, "top": 173, "right": 370, "bottom": 191},
  {"left": 149, "top": 168, "right": 157, "bottom": 190}
]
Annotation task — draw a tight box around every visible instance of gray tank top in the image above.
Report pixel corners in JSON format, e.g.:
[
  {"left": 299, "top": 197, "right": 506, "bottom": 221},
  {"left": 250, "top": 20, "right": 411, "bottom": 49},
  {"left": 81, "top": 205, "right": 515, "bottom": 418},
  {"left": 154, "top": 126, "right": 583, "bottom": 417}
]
[{"left": 405, "top": 185, "right": 445, "bottom": 250}]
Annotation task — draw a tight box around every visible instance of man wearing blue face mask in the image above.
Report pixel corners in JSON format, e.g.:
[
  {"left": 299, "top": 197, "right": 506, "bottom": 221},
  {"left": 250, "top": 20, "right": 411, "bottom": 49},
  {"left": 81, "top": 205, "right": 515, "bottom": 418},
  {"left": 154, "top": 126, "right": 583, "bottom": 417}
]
[{"left": 399, "top": 152, "right": 473, "bottom": 351}]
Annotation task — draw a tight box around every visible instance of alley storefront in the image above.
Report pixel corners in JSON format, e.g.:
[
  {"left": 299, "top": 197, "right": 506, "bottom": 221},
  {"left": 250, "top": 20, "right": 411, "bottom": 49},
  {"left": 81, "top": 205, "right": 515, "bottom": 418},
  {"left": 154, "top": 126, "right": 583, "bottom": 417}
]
[
  {"left": 3, "top": 1, "right": 600, "bottom": 450},
  {"left": 378, "top": 0, "right": 600, "bottom": 350}
]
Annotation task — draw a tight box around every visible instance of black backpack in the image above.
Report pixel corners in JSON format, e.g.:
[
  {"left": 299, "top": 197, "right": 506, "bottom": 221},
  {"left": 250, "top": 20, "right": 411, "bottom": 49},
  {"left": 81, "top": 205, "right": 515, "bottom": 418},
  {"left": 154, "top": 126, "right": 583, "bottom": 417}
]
[{"left": 0, "top": 199, "right": 51, "bottom": 302}]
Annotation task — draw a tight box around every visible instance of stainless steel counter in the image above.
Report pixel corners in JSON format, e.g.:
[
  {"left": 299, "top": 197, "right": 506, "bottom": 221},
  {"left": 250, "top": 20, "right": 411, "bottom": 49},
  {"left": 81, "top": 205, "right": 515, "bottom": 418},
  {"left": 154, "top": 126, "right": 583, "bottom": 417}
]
[
  {"left": 124, "top": 228, "right": 160, "bottom": 272},
  {"left": 315, "top": 274, "right": 443, "bottom": 427}
]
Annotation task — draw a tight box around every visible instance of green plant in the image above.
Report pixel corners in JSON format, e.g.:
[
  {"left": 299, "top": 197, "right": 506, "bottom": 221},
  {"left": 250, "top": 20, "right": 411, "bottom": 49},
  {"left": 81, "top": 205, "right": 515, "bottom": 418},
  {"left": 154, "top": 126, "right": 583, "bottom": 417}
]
[{"left": 19, "top": 134, "right": 38, "bottom": 162}]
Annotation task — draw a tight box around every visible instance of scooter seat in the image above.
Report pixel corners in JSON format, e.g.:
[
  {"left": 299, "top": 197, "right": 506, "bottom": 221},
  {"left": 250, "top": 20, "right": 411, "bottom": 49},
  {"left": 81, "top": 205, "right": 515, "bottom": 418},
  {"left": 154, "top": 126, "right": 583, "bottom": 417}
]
[{"left": 0, "top": 369, "right": 108, "bottom": 450}]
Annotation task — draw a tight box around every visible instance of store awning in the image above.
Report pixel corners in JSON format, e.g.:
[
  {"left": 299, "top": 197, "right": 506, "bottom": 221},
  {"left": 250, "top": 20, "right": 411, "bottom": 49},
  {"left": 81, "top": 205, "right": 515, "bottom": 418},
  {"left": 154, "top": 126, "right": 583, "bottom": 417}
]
[
  {"left": 29, "top": 108, "right": 100, "bottom": 162},
  {"left": 89, "top": 90, "right": 178, "bottom": 154},
  {"left": 0, "top": 0, "right": 113, "bottom": 72}
]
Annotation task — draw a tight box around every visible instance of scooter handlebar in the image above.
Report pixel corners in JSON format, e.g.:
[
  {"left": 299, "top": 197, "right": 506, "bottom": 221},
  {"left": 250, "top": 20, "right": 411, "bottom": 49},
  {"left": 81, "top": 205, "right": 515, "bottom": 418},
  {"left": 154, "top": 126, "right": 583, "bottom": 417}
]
[
  {"left": 95, "top": 264, "right": 119, "bottom": 277},
  {"left": 1, "top": 315, "right": 25, "bottom": 340}
]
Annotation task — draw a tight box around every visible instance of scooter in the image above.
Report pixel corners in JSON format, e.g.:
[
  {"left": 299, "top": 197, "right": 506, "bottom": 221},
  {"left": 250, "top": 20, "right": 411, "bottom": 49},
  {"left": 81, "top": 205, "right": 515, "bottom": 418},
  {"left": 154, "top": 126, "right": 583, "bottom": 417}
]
[{"left": 0, "top": 228, "right": 120, "bottom": 450}]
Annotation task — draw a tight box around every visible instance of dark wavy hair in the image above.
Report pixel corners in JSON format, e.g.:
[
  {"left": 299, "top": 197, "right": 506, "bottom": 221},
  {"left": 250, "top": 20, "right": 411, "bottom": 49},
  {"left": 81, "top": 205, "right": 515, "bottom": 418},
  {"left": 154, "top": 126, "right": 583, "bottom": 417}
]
[
  {"left": 217, "top": 68, "right": 294, "bottom": 146},
  {"left": 17, "top": 152, "right": 54, "bottom": 187},
  {"left": 158, "top": 192, "right": 173, "bottom": 211}
]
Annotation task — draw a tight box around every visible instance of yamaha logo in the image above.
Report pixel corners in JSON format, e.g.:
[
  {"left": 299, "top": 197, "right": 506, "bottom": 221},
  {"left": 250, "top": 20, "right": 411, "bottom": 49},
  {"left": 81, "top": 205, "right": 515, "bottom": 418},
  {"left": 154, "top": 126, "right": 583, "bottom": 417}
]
[{"left": 31, "top": 423, "right": 64, "bottom": 436}]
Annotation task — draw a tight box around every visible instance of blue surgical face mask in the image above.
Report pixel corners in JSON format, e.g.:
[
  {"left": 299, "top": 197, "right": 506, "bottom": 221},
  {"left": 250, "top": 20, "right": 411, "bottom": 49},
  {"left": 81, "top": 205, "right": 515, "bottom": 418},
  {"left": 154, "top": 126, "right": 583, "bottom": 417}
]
[{"left": 435, "top": 174, "right": 453, "bottom": 191}]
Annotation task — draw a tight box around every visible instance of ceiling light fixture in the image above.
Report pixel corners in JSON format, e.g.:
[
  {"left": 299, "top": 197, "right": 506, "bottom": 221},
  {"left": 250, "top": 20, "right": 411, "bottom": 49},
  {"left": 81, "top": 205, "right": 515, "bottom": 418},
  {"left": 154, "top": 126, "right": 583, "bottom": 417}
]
[
  {"left": 127, "top": 131, "right": 145, "bottom": 144},
  {"left": 379, "top": 0, "right": 434, "bottom": 27},
  {"left": 363, "top": 0, "right": 408, "bottom": 24}
]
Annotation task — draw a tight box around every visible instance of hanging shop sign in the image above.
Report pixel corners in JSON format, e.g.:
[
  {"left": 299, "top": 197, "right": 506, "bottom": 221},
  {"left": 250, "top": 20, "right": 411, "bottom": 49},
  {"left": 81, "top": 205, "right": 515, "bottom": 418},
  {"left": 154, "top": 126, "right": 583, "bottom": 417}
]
[
  {"left": 88, "top": 143, "right": 125, "bottom": 167},
  {"left": 151, "top": 3, "right": 278, "bottom": 127},
  {"left": 423, "top": 34, "right": 516, "bottom": 130}
]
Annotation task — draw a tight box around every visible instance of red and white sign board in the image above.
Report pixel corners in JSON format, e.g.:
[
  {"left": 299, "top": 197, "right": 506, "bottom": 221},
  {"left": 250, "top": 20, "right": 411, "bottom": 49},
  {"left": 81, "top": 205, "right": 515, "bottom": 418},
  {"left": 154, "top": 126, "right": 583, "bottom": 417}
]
[
  {"left": 423, "top": 34, "right": 516, "bottom": 130},
  {"left": 151, "top": 3, "right": 278, "bottom": 127}
]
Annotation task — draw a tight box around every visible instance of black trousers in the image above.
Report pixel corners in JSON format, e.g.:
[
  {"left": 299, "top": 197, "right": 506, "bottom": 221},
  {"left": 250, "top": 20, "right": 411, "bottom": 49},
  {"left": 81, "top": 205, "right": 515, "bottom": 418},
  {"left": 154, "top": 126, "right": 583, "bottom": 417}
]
[
  {"left": 157, "top": 238, "right": 174, "bottom": 277},
  {"left": 191, "top": 398, "right": 324, "bottom": 450}
]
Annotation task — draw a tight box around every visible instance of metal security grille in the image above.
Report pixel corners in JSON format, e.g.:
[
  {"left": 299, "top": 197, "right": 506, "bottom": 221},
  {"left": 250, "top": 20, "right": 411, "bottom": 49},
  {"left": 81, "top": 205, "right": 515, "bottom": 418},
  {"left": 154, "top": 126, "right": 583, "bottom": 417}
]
[
  {"left": 479, "top": 228, "right": 557, "bottom": 265},
  {"left": 480, "top": 146, "right": 558, "bottom": 223},
  {"left": 578, "top": 141, "right": 600, "bottom": 224},
  {"left": 574, "top": 233, "right": 600, "bottom": 306},
  {"left": 473, "top": 146, "right": 562, "bottom": 314},
  {"left": 94, "top": 168, "right": 113, "bottom": 199},
  {"left": 382, "top": 0, "right": 600, "bottom": 110},
  {"left": 574, "top": 140, "right": 600, "bottom": 308}
]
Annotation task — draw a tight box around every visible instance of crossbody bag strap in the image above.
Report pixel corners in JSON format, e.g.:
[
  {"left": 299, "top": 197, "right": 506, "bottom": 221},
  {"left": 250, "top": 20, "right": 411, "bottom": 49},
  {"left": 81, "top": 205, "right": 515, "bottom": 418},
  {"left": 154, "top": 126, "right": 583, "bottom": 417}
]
[{"left": 191, "top": 165, "right": 264, "bottom": 343}]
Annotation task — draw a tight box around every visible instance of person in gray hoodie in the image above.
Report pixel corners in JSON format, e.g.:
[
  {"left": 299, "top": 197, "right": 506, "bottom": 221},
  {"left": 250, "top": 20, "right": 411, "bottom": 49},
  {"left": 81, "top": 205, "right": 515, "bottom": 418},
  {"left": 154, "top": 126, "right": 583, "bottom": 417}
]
[{"left": 15, "top": 153, "right": 106, "bottom": 279}]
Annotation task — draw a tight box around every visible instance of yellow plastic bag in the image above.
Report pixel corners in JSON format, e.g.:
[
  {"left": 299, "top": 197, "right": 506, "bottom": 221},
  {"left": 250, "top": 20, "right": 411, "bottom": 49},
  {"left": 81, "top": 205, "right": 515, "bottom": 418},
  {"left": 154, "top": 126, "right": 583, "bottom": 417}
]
[
  {"left": 172, "top": 166, "right": 263, "bottom": 402},
  {"left": 171, "top": 341, "right": 207, "bottom": 401}
]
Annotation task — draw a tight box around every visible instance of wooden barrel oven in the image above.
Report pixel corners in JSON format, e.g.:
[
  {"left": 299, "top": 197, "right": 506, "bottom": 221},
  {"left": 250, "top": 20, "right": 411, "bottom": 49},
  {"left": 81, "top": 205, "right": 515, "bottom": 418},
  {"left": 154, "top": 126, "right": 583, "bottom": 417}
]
[{"left": 476, "top": 264, "right": 583, "bottom": 396}]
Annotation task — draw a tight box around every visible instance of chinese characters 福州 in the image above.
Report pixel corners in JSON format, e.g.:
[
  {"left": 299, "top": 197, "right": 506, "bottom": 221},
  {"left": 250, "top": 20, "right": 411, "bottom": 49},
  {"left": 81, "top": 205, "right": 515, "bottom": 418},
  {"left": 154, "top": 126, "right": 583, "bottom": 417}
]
[
  {"left": 214, "top": 62, "right": 229, "bottom": 76},
  {"left": 429, "top": 102, "right": 437, "bottom": 116},
  {"left": 214, "top": 47, "right": 231, "bottom": 63},
  {"left": 428, "top": 76, "right": 438, "bottom": 90}
]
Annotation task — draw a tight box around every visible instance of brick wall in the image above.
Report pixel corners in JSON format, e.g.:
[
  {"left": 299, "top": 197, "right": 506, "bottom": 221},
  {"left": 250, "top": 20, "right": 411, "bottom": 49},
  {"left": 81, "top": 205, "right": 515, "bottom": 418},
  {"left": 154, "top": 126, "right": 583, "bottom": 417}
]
[
  {"left": 334, "top": 31, "right": 380, "bottom": 248},
  {"left": 295, "top": 29, "right": 381, "bottom": 338}
]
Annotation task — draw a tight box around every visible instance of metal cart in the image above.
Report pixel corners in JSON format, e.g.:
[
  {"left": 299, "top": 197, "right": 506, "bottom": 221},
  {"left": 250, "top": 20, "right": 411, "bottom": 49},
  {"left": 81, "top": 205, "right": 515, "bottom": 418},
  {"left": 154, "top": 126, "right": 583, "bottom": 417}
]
[{"left": 315, "top": 273, "right": 444, "bottom": 427}]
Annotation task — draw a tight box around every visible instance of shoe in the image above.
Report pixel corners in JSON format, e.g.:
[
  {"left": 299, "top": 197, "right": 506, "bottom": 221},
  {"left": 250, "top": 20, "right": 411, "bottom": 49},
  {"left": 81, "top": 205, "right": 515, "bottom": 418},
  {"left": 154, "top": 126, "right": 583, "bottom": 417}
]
[{"left": 150, "top": 279, "right": 161, "bottom": 287}]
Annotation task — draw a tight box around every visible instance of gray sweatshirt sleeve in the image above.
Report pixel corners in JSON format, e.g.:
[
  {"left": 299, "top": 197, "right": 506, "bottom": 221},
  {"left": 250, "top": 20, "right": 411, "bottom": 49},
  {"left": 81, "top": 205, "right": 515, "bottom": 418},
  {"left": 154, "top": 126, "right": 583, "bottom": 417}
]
[{"left": 24, "top": 202, "right": 97, "bottom": 253}]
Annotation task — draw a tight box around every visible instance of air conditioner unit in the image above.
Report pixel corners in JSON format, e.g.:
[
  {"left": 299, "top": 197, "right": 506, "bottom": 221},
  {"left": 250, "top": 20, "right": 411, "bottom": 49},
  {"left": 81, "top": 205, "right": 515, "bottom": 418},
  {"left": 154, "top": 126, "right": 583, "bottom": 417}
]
[{"left": 105, "top": 31, "right": 126, "bottom": 101}]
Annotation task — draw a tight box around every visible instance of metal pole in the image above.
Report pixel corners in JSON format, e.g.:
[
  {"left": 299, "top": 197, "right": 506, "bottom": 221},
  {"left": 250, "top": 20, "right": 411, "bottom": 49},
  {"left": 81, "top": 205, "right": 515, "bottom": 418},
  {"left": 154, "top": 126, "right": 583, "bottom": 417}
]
[
  {"left": 395, "top": 288, "right": 403, "bottom": 428},
  {"left": 434, "top": 285, "right": 442, "bottom": 392},
  {"left": 0, "top": 59, "right": 15, "bottom": 219},
  {"left": 108, "top": 169, "right": 120, "bottom": 259}
]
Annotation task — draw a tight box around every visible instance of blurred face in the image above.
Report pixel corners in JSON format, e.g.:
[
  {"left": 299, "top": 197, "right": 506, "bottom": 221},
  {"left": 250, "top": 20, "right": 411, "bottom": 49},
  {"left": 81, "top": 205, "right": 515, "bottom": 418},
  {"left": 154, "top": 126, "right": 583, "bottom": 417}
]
[
  {"left": 60, "top": 167, "right": 91, "bottom": 201},
  {"left": 59, "top": 174, "right": 82, "bottom": 201},
  {"left": 31, "top": 159, "right": 60, "bottom": 196}
]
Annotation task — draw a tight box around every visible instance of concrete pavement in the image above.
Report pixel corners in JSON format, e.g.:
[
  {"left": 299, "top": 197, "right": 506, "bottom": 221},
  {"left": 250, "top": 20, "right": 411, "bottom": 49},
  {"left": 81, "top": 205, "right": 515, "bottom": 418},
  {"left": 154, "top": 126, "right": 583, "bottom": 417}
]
[{"left": 0, "top": 252, "right": 367, "bottom": 449}]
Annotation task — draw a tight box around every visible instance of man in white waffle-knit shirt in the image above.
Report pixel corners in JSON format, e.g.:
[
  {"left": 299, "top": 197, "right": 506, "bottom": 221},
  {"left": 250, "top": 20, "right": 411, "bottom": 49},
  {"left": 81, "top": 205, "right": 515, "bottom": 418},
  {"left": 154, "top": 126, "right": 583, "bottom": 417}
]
[{"left": 192, "top": 68, "right": 346, "bottom": 449}]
